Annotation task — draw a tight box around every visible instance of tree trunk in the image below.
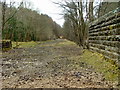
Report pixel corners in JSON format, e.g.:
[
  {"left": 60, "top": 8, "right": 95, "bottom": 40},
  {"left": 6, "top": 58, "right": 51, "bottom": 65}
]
[
  {"left": 2, "top": 2, "right": 6, "bottom": 32},
  {"left": 89, "top": 0, "right": 94, "bottom": 22}
]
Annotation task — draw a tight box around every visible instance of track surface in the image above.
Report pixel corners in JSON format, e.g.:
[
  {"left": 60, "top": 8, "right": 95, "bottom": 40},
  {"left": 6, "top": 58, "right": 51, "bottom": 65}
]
[{"left": 2, "top": 39, "right": 115, "bottom": 88}]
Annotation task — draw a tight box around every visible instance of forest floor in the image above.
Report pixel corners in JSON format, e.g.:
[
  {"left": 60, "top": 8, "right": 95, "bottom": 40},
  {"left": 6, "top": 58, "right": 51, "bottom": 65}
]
[{"left": 2, "top": 39, "right": 119, "bottom": 88}]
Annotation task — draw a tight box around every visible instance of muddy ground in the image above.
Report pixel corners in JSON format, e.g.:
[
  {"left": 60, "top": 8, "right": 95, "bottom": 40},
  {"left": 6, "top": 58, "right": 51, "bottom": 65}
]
[{"left": 1, "top": 39, "right": 118, "bottom": 88}]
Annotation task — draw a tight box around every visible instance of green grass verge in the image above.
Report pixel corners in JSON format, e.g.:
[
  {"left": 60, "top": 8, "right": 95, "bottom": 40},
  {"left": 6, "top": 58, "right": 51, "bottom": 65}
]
[
  {"left": 78, "top": 49, "right": 118, "bottom": 81},
  {"left": 12, "top": 41, "right": 38, "bottom": 48}
]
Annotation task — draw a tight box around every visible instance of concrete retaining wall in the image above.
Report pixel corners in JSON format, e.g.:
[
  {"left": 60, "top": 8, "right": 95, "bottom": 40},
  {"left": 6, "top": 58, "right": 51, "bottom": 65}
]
[{"left": 89, "top": 7, "right": 120, "bottom": 63}]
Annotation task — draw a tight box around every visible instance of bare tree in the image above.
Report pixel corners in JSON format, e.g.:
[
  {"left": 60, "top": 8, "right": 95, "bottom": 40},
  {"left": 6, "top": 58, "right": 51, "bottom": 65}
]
[
  {"left": 1, "top": 1, "right": 6, "bottom": 31},
  {"left": 1, "top": 0, "right": 23, "bottom": 31},
  {"left": 54, "top": 0, "right": 91, "bottom": 48}
]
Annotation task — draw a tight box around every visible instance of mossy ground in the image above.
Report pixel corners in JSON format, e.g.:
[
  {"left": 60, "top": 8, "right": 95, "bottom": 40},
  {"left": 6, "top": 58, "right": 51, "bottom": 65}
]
[
  {"left": 75, "top": 50, "right": 118, "bottom": 82},
  {"left": 12, "top": 41, "right": 38, "bottom": 48}
]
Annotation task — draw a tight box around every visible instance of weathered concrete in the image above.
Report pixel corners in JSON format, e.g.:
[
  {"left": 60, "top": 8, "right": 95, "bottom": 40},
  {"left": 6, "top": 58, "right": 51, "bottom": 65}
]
[{"left": 89, "top": 7, "right": 120, "bottom": 63}]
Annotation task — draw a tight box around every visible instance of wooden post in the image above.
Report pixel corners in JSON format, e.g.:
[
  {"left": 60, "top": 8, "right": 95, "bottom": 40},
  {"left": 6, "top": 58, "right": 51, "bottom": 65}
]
[{"left": 2, "top": 40, "right": 12, "bottom": 51}]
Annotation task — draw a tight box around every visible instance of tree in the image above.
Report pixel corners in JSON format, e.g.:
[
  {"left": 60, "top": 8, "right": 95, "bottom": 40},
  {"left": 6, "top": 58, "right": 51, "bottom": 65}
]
[
  {"left": 0, "top": 3, "right": 2, "bottom": 40},
  {"left": 1, "top": 0, "right": 23, "bottom": 31},
  {"left": 1, "top": 1, "right": 6, "bottom": 32},
  {"left": 2, "top": 1, "right": 62, "bottom": 42},
  {"left": 88, "top": 0, "right": 94, "bottom": 22},
  {"left": 55, "top": 0, "right": 90, "bottom": 48}
]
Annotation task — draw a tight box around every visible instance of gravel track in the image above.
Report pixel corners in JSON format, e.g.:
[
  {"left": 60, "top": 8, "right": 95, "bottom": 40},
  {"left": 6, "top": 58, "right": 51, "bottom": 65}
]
[{"left": 2, "top": 39, "right": 116, "bottom": 88}]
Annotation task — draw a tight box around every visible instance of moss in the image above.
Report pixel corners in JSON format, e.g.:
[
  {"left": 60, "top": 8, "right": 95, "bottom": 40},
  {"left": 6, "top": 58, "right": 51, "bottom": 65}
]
[
  {"left": 109, "top": 25, "right": 113, "bottom": 30},
  {"left": 56, "top": 41, "right": 75, "bottom": 46},
  {"left": 2, "top": 47, "right": 12, "bottom": 52},
  {"left": 12, "top": 41, "right": 38, "bottom": 48},
  {"left": 78, "top": 49, "right": 118, "bottom": 81}
]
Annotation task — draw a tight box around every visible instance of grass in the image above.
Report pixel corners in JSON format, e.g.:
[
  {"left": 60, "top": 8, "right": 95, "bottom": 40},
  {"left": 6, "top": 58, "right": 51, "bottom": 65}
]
[
  {"left": 77, "top": 49, "right": 119, "bottom": 82},
  {"left": 38, "top": 39, "right": 76, "bottom": 47},
  {"left": 12, "top": 41, "right": 38, "bottom": 48},
  {"left": 56, "top": 40, "right": 75, "bottom": 46}
]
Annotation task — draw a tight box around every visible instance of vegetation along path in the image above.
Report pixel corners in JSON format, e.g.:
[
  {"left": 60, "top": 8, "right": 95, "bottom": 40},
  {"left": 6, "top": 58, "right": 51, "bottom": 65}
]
[{"left": 2, "top": 39, "right": 118, "bottom": 88}]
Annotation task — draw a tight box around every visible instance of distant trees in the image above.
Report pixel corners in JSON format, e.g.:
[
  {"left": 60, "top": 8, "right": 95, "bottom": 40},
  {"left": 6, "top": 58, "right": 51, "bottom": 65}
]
[
  {"left": 1, "top": 1, "right": 61, "bottom": 42},
  {"left": 56, "top": 0, "right": 91, "bottom": 48}
]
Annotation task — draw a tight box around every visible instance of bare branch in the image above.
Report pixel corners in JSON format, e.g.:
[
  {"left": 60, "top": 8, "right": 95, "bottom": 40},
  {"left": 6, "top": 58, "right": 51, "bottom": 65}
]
[{"left": 4, "top": 1, "right": 23, "bottom": 25}]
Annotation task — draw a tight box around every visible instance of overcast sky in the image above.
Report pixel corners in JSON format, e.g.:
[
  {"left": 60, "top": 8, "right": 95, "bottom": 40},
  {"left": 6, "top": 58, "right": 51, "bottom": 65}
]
[
  {"left": 5, "top": 0, "right": 65, "bottom": 26},
  {"left": 29, "top": 0, "right": 65, "bottom": 26}
]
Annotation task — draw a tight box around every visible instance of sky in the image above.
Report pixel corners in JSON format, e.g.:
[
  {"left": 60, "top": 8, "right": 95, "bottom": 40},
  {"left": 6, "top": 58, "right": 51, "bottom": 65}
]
[
  {"left": 29, "top": 0, "right": 65, "bottom": 26},
  {"left": 5, "top": 0, "right": 65, "bottom": 26}
]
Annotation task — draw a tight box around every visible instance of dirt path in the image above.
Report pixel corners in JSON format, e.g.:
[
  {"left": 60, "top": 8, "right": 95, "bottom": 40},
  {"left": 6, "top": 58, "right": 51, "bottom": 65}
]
[{"left": 2, "top": 39, "right": 116, "bottom": 88}]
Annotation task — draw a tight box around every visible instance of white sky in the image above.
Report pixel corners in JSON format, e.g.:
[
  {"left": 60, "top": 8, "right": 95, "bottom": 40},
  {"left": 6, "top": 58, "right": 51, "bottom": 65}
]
[
  {"left": 5, "top": 0, "right": 65, "bottom": 26},
  {"left": 29, "top": 0, "right": 65, "bottom": 26}
]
